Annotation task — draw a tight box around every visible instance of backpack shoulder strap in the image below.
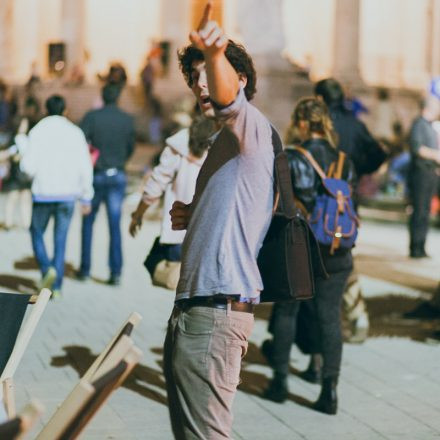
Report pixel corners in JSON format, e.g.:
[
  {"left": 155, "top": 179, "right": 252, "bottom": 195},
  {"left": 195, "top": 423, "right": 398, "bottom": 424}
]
[
  {"left": 293, "top": 146, "right": 327, "bottom": 180},
  {"left": 334, "top": 151, "right": 346, "bottom": 179},
  {"left": 327, "top": 162, "right": 336, "bottom": 178}
]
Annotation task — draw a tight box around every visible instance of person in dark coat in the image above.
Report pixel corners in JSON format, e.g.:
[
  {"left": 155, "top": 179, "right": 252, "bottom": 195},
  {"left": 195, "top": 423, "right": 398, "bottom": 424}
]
[
  {"left": 76, "top": 84, "right": 135, "bottom": 285},
  {"left": 262, "top": 98, "right": 356, "bottom": 415},
  {"left": 314, "top": 78, "right": 387, "bottom": 343}
]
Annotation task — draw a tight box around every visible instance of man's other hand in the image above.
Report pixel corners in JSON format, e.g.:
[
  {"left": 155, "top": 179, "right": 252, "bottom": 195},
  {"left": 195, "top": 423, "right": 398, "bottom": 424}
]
[{"left": 170, "top": 201, "right": 191, "bottom": 230}]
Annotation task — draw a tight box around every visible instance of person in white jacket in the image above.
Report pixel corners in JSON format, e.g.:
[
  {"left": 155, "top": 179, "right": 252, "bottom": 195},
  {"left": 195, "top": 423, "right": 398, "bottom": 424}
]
[
  {"left": 129, "top": 115, "right": 215, "bottom": 271},
  {"left": 19, "top": 95, "right": 93, "bottom": 298}
]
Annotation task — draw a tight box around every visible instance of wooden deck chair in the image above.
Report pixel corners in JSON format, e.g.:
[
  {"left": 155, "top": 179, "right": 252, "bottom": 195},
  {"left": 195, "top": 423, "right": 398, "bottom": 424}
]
[
  {"left": 37, "top": 334, "right": 135, "bottom": 439},
  {"left": 82, "top": 311, "right": 142, "bottom": 382},
  {"left": 0, "top": 399, "right": 44, "bottom": 440},
  {"left": 36, "top": 346, "right": 142, "bottom": 440},
  {"left": 0, "top": 289, "right": 51, "bottom": 418}
]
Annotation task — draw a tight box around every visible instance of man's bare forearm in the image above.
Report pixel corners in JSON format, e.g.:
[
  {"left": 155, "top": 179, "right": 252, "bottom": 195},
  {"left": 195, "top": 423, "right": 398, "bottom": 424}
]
[
  {"left": 132, "top": 200, "right": 149, "bottom": 219},
  {"left": 205, "top": 54, "right": 239, "bottom": 107},
  {"left": 189, "top": 1, "right": 238, "bottom": 107}
]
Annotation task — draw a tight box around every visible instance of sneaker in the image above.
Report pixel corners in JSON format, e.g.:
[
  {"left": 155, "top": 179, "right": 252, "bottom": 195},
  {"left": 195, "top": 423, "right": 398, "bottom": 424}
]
[
  {"left": 75, "top": 270, "right": 90, "bottom": 281},
  {"left": 50, "top": 289, "right": 62, "bottom": 300},
  {"left": 39, "top": 267, "right": 57, "bottom": 290},
  {"left": 108, "top": 275, "right": 121, "bottom": 286},
  {"left": 348, "top": 313, "right": 369, "bottom": 343}
]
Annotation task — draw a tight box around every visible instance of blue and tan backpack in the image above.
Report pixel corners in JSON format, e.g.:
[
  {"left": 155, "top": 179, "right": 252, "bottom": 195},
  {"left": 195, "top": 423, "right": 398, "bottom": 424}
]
[{"left": 294, "top": 146, "right": 359, "bottom": 254}]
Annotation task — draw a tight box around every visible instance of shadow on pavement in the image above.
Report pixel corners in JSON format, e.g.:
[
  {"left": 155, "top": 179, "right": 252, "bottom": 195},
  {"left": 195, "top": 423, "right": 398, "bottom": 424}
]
[
  {"left": 13, "top": 255, "right": 78, "bottom": 279},
  {"left": 14, "top": 255, "right": 39, "bottom": 271},
  {"left": 255, "top": 294, "right": 440, "bottom": 343},
  {"left": 356, "top": 253, "right": 438, "bottom": 293},
  {"left": 51, "top": 345, "right": 167, "bottom": 405},
  {"left": 0, "top": 273, "right": 38, "bottom": 294},
  {"left": 366, "top": 295, "right": 440, "bottom": 342},
  {"left": 13, "top": 256, "right": 113, "bottom": 285}
]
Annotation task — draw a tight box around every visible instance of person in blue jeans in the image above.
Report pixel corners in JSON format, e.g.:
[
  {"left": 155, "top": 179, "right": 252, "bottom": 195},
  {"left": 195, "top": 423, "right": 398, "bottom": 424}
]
[
  {"left": 79, "top": 170, "right": 126, "bottom": 284},
  {"left": 30, "top": 202, "right": 75, "bottom": 292},
  {"left": 77, "top": 85, "right": 135, "bottom": 285},
  {"left": 19, "top": 95, "right": 93, "bottom": 298}
]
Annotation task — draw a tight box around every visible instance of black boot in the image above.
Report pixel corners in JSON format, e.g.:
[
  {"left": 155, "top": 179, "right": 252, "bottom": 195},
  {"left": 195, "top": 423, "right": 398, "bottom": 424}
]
[
  {"left": 260, "top": 339, "right": 274, "bottom": 366},
  {"left": 313, "top": 376, "right": 338, "bottom": 415},
  {"left": 410, "top": 242, "right": 429, "bottom": 259},
  {"left": 298, "top": 353, "right": 322, "bottom": 384},
  {"left": 263, "top": 373, "right": 288, "bottom": 403}
]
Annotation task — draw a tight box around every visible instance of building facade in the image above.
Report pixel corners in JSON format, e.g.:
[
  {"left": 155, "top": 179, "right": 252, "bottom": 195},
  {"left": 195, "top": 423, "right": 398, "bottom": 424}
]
[{"left": 1, "top": 0, "right": 440, "bottom": 91}]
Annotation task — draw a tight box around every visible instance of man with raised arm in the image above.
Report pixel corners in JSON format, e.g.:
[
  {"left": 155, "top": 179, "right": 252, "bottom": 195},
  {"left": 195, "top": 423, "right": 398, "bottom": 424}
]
[{"left": 165, "top": 2, "right": 276, "bottom": 438}]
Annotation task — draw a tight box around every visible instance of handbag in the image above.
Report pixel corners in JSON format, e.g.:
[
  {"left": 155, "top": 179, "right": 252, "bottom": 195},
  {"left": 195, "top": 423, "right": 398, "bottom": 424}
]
[
  {"left": 144, "top": 237, "right": 182, "bottom": 291},
  {"left": 152, "top": 260, "right": 181, "bottom": 290},
  {"left": 258, "top": 128, "right": 327, "bottom": 303}
]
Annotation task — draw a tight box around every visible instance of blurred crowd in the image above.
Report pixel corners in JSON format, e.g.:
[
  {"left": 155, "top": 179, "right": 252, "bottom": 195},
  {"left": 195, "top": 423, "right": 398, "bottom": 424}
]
[
  {"left": 0, "top": 51, "right": 440, "bottom": 298},
  {"left": 0, "top": 7, "right": 440, "bottom": 438}
]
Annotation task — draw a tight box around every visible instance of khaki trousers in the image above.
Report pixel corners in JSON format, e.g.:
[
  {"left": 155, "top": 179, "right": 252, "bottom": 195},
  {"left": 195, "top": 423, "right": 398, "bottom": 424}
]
[{"left": 163, "top": 305, "right": 254, "bottom": 440}]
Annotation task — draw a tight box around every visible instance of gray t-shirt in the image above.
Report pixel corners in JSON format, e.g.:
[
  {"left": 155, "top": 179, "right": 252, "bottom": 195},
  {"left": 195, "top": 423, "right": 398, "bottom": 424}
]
[
  {"left": 409, "top": 116, "right": 438, "bottom": 168},
  {"left": 176, "top": 88, "right": 274, "bottom": 303}
]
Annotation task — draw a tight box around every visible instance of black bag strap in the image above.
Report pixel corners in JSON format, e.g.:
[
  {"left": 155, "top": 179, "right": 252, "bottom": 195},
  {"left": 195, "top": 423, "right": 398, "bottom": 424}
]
[{"left": 270, "top": 126, "right": 297, "bottom": 219}]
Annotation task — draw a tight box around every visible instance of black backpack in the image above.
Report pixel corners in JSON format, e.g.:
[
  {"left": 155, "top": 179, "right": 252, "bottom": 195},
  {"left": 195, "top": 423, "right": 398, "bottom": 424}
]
[{"left": 258, "top": 128, "right": 327, "bottom": 303}]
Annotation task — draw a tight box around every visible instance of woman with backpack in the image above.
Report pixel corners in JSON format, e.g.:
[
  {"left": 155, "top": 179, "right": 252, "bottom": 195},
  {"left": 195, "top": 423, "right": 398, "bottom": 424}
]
[{"left": 262, "top": 97, "right": 357, "bottom": 415}]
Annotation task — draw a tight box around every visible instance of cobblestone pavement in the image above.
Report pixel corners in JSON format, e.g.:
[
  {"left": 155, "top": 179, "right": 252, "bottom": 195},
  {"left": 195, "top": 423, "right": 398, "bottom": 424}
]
[{"left": 0, "top": 163, "right": 439, "bottom": 439}]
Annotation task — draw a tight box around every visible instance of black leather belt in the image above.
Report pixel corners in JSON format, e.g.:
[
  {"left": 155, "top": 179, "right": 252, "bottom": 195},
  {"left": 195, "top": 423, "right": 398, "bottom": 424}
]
[{"left": 176, "top": 296, "right": 254, "bottom": 314}]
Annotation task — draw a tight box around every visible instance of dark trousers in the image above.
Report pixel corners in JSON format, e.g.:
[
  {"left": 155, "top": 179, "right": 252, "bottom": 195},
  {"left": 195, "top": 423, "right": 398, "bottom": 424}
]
[
  {"left": 30, "top": 201, "right": 75, "bottom": 289},
  {"left": 269, "top": 269, "right": 350, "bottom": 379},
  {"left": 80, "top": 170, "right": 126, "bottom": 277},
  {"left": 409, "top": 167, "right": 437, "bottom": 252}
]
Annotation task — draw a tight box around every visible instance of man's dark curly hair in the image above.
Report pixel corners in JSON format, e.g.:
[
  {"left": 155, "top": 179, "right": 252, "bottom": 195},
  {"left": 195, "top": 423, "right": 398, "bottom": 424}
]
[{"left": 178, "top": 40, "right": 257, "bottom": 101}]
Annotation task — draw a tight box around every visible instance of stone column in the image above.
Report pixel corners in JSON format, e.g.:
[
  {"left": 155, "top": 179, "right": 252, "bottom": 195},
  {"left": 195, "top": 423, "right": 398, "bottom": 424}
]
[
  {"left": 0, "top": 0, "right": 14, "bottom": 81},
  {"left": 332, "top": 0, "right": 362, "bottom": 84},
  {"left": 160, "top": 0, "right": 191, "bottom": 81},
  {"left": 236, "top": 0, "right": 285, "bottom": 65},
  {"left": 428, "top": 0, "right": 440, "bottom": 76},
  {"left": 235, "top": 0, "right": 304, "bottom": 132},
  {"left": 61, "top": 0, "right": 86, "bottom": 71}
]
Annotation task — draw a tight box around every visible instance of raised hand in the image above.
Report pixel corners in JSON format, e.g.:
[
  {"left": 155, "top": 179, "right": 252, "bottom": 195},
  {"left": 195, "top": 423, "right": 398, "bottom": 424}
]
[{"left": 189, "top": 1, "right": 227, "bottom": 57}]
